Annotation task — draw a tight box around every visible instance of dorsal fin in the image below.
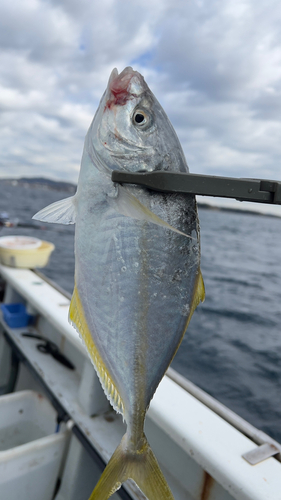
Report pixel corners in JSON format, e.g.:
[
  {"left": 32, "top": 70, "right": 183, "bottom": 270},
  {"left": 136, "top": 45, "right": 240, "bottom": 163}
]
[
  {"left": 69, "top": 285, "right": 124, "bottom": 415},
  {"left": 190, "top": 269, "right": 205, "bottom": 317},
  {"left": 182, "top": 269, "right": 205, "bottom": 333}
]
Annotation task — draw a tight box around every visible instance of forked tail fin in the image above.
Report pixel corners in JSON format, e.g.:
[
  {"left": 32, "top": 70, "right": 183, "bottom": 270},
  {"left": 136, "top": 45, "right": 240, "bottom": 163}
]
[{"left": 88, "top": 433, "right": 174, "bottom": 500}]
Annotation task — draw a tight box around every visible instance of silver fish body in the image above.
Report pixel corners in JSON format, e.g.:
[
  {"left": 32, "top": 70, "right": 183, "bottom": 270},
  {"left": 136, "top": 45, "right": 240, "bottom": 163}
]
[
  {"left": 75, "top": 179, "right": 200, "bottom": 429},
  {"left": 33, "top": 67, "right": 204, "bottom": 500}
]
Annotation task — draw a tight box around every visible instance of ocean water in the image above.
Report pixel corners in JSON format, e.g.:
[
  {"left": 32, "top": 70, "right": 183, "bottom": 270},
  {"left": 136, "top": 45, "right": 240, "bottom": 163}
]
[{"left": 0, "top": 181, "right": 281, "bottom": 443}]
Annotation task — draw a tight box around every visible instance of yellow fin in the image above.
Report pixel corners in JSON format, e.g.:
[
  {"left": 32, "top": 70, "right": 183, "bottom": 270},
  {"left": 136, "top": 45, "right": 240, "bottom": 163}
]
[
  {"left": 183, "top": 269, "right": 205, "bottom": 332},
  {"left": 88, "top": 433, "right": 174, "bottom": 500},
  {"left": 190, "top": 269, "right": 205, "bottom": 317},
  {"left": 69, "top": 285, "right": 124, "bottom": 415}
]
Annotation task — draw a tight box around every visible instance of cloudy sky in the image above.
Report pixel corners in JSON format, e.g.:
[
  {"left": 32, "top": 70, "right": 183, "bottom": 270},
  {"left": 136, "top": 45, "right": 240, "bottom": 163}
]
[{"left": 1, "top": 0, "right": 281, "bottom": 214}]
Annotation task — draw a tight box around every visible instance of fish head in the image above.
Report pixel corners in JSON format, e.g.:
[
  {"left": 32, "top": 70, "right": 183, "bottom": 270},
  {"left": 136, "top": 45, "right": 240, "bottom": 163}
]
[{"left": 86, "top": 67, "right": 189, "bottom": 175}]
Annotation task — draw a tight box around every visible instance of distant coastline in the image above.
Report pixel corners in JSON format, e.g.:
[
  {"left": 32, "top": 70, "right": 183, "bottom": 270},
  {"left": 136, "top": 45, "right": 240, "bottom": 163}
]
[
  {"left": 1, "top": 177, "right": 280, "bottom": 219},
  {"left": 197, "top": 202, "right": 281, "bottom": 218},
  {"left": 1, "top": 177, "right": 76, "bottom": 193}
]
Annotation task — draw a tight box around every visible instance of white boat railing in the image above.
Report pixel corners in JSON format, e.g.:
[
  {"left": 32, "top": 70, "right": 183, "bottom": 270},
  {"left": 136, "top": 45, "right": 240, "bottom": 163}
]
[
  {"left": 167, "top": 367, "right": 281, "bottom": 464},
  {"left": 34, "top": 268, "right": 281, "bottom": 464}
]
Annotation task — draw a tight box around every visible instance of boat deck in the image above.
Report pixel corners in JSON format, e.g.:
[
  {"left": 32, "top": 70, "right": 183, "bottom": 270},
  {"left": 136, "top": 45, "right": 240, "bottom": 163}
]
[{"left": 0, "top": 264, "right": 280, "bottom": 500}]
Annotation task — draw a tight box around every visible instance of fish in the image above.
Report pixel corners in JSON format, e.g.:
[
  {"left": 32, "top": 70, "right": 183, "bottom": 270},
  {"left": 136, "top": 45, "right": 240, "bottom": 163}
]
[{"left": 33, "top": 66, "right": 205, "bottom": 500}]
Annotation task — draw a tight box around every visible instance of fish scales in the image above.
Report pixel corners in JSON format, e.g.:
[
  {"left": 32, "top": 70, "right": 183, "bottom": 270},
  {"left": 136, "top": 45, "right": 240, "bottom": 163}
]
[
  {"left": 33, "top": 66, "right": 205, "bottom": 500},
  {"left": 76, "top": 190, "right": 199, "bottom": 411}
]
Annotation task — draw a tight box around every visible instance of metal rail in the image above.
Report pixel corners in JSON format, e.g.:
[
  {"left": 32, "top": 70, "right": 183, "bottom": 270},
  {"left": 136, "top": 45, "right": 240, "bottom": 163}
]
[
  {"left": 33, "top": 269, "right": 72, "bottom": 300},
  {"left": 111, "top": 171, "right": 281, "bottom": 205}
]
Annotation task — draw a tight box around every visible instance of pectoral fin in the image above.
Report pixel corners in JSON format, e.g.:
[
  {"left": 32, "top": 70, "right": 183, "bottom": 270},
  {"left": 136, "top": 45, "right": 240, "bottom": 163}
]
[
  {"left": 109, "top": 186, "right": 192, "bottom": 238},
  {"left": 32, "top": 195, "right": 76, "bottom": 224}
]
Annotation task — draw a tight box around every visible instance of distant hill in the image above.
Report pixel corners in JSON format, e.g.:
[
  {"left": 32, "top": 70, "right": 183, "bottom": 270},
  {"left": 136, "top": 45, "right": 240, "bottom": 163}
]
[
  {"left": 197, "top": 202, "right": 280, "bottom": 218},
  {"left": 1, "top": 177, "right": 76, "bottom": 193}
]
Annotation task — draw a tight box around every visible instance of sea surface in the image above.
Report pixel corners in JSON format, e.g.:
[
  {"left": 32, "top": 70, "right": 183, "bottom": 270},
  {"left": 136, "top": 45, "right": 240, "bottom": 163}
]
[{"left": 1, "top": 180, "right": 281, "bottom": 443}]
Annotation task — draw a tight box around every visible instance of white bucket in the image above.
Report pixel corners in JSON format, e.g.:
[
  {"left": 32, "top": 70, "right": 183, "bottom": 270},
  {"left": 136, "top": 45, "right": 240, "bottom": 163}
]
[{"left": 0, "top": 390, "right": 67, "bottom": 500}]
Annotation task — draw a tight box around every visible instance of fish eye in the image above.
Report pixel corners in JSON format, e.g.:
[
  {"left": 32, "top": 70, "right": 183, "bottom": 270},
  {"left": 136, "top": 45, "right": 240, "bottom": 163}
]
[
  {"left": 132, "top": 109, "right": 151, "bottom": 129},
  {"left": 135, "top": 113, "right": 145, "bottom": 123}
]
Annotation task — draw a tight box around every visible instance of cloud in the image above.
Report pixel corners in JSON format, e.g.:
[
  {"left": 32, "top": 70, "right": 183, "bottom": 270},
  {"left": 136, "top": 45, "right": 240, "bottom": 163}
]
[
  {"left": 0, "top": 0, "right": 78, "bottom": 61},
  {"left": 142, "top": 0, "right": 281, "bottom": 187},
  {"left": 0, "top": 0, "right": 167, "bottom": 181},
  {"left": 0, "top": 0, "right": 281, "bottom": 215}
]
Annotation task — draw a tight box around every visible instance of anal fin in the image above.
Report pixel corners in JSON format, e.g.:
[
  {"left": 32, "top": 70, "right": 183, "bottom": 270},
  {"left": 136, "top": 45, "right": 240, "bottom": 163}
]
[{"left": 69, "top": 285, "right": 124, "bottom": 415}]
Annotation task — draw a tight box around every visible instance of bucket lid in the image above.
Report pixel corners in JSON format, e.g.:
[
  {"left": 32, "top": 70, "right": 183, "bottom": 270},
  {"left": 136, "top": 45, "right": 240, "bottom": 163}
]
[{"left": 0, "top": 236, "right": 42, "bottom": 250}]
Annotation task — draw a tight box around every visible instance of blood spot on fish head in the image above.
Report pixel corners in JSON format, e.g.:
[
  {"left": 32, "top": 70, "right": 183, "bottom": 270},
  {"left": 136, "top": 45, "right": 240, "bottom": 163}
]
[
  {"left": 105, "top": 68, "right": 134, "bottom": 109},
  {"left": 105, "top": 67, "right": 144, "bottom": 109}
]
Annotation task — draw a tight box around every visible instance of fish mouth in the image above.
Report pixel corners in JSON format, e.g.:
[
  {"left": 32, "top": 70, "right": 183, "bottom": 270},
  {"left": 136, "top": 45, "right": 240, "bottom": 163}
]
[{"left": 105, "top": 67, "right": 145, "bottom": 108}]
